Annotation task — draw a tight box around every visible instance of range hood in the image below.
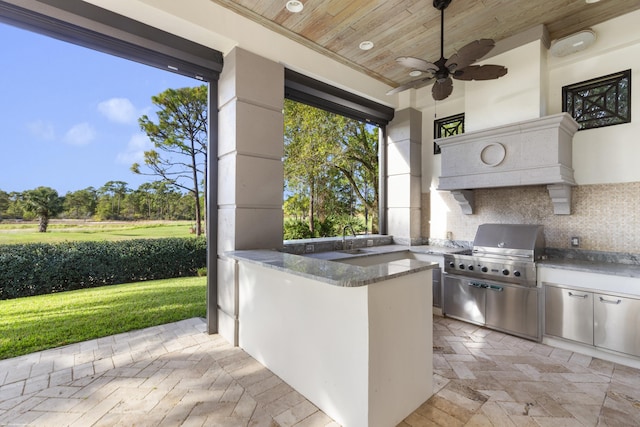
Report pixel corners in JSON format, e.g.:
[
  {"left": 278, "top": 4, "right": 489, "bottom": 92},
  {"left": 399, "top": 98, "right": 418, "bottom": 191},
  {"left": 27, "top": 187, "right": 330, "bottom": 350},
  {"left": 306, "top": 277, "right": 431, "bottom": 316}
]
[{"left": 436, "top": 113, "right": 579, "bottom": 215}]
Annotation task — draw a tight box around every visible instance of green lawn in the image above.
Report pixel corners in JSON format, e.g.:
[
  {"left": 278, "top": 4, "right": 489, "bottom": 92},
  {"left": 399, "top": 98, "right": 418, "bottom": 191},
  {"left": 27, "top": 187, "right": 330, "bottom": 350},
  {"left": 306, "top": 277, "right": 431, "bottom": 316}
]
[
  {"left": 0, "top": 277, "right": 206, "bottom": 360},
  {"left": 0, "top": 220, "right": 194, "bottom": 244}
]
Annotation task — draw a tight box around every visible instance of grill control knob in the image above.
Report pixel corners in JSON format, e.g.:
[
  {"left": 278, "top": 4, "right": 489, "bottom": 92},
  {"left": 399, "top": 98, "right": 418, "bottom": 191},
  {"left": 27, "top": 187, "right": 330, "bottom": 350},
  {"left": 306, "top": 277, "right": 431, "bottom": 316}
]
[
  {"left": 502, "top": 269, "right": 510, "bottom": 276},
  {"left": 448, "top": 262, "right": 455, "bottom": 268},
  {"left": 481, "top": 266, "right": 488, "bottom": 273},
  {"left": 467, "top": 265, "right": 474, "bottom": 271},
  {"left": 514, "top": 271, "right": 521, "bottom": 277},
  {"left": 459, "top": 264, "right": 466, "bottom": 270}
]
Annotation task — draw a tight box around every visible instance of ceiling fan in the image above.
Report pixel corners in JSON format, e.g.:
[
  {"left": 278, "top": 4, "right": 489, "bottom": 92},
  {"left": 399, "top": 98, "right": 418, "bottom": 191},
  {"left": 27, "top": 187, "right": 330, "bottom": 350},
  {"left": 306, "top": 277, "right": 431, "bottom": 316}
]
[{"left": 387, "top": 0, "right": 508, "bottom": 100}]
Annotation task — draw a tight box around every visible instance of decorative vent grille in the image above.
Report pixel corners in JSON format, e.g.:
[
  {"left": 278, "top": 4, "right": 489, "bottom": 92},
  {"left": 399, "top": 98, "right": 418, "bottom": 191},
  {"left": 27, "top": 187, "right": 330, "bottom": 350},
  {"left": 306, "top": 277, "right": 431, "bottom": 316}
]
[
  {"left": 434, "top": 113, "right": 464, "bottom": 154},
  {"left": 563, "top": 69, "right": 631, "bottom": 131}
]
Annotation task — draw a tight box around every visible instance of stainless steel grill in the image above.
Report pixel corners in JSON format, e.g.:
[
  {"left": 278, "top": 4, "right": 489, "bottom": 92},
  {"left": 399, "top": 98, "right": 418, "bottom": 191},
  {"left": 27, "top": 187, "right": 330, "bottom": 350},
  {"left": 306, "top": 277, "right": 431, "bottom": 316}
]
[{"left": 443, "top": 224, "right": 545, "bottom": 341}]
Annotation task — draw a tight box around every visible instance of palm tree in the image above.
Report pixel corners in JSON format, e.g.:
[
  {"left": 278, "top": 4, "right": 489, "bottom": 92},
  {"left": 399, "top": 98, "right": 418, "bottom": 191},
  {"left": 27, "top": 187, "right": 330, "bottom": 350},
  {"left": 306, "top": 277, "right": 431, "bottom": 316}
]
[{"left": 22, "top": 186, "right": 63, "bottom": 232}]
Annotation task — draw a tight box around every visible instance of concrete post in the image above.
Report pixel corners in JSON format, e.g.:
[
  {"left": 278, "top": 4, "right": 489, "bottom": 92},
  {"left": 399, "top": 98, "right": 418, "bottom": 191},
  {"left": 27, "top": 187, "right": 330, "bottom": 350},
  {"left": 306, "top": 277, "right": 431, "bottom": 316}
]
[
  {"left": 386, "top": 108, "right": 423, "bottom": 245},
  {"left": 216, "top": 48, "right": 284, "bottom": 345}
]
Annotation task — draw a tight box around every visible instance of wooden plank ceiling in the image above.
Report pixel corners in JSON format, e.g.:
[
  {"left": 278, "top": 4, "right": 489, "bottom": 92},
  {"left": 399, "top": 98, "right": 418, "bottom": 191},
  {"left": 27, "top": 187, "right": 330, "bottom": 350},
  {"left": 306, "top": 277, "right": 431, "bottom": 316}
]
[{"left": 209, "top": 0, "right": 640, "bottom": 89}]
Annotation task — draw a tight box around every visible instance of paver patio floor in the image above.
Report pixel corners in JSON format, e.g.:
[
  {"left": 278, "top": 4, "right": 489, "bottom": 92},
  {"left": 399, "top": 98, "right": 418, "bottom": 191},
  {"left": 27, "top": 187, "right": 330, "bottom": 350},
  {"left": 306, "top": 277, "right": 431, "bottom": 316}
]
[
  {"left": 0, "top": 318, "right": 336, "bottom": 426},
  {"left": 1, "top": 316, "right": 640, "bottom": 426}
]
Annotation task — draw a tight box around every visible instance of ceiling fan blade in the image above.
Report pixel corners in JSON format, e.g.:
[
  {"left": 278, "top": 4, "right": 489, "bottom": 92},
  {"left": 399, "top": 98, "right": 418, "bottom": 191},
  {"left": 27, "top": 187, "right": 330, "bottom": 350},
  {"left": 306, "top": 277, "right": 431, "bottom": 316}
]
[
  {"left": 396, "top": 57, "right": 438, "bottom": 73},
  {"left": 453, "top": 65, "right": 508, "bottom": 81},
  {"left": 386, "top": 76, "right": 435, "bottom": 95},
  {"left": 432, "top": 77, "right": 453, "bottom": 101},
  {"left": 445, "top": 39, "right": 495, "bottom": 71}
]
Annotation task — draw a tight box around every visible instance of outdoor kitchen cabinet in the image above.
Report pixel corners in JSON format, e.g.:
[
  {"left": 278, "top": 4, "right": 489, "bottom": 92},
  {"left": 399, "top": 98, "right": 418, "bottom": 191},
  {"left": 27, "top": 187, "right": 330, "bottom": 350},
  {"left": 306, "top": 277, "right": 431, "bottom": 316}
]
[
  {"left": 543, "top": 282, "right": 640, "bottom": 357},
  {"left": 544, "top": 285, "right": 594, "bottom": 345},
  {"left": 486, "top": 283, "right": 539, "bottom": 341},
  {"left": 443, "top": 275, "right": 485, "bottom": 325},
  {"left": 413, "top": 253, "right": 444, "bottom": 309},
  {"left": 594, "top": 293, "right": 640, "bottom": 356}
]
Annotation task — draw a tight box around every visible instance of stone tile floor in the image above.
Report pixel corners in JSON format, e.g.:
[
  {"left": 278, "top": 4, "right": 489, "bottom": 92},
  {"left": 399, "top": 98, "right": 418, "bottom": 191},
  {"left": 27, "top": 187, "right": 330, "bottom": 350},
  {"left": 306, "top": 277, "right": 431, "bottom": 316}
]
[
  {"left": 402, "top": 316, "right": 640, "bottom": 427},
  {"left": 1, "top": 315, "right": 639, "bottom": 426}
]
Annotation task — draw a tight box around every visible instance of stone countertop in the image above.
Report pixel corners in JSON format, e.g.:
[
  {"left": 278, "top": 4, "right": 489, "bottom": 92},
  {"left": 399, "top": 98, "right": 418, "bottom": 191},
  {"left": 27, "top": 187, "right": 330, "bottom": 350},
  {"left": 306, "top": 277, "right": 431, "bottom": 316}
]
[
  {"left": 303, "top": 244, "right": 467, "bottom": 261},
  {"left": 224, "top": 247, "right": 439, "bottom": 287},
  {"left": 388, "top": 244, "right": 468, "bottom": 255},
  {"left": 539, "top": 259, "right": 640, "bottom": 279}
]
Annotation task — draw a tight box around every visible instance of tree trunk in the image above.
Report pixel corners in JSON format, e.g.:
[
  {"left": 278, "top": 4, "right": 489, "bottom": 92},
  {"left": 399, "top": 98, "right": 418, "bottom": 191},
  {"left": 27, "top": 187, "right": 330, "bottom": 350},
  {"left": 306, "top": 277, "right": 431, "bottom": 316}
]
[
  {"left": 193, "top": 188, "right": 201, "bottom": 236},
  {"left": 191, "top": 149, "right": 202, "bottom": 236},
  {"left": 203, "top": 152, "right": 207, "bottom": 236},
  {"left": 38, "top": 215, "right": 48, "bottom": 233},
  {"left": 308, "top": 179, "right": 315, "bottom": 235}
]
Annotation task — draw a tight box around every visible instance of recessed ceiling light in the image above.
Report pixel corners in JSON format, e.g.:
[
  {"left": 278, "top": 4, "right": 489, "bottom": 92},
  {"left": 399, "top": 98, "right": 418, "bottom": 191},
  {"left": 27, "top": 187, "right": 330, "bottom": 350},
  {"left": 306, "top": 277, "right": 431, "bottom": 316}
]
[
  {"left": 585, "top": 0, "right": 601, "bottom": 3},
  {"left": 359, "top": 41, "right": 374, "bottom": 51},
  {"left": 286, "top": 1, "right": 304, "bottom": 13},
  {"left": 409, "top": 70, "right": 422, "bottom": 77}
]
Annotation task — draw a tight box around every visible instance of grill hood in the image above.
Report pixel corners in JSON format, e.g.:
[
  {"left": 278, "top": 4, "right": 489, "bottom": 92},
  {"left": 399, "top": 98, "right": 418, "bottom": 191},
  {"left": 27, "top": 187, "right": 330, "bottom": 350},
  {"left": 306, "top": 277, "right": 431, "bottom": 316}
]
[{"left": 472, "top": 223, "right": 545, "bottom": 260}]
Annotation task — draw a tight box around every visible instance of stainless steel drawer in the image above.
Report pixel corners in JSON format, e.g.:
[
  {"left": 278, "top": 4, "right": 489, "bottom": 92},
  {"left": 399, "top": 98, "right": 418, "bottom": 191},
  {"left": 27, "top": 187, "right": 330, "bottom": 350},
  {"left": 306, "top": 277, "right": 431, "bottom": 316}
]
[
  {"left": 544, "top": 285, "right": 593, "bottom": 345},
  {"left": 486, "top": 283, "right": 539, "bottom": 341},
  {"left": 595, "top": 293, "right": 640, "bottom": 357},
  {"left": 443, "top": 274, "right": 485, "bottom": 325}
]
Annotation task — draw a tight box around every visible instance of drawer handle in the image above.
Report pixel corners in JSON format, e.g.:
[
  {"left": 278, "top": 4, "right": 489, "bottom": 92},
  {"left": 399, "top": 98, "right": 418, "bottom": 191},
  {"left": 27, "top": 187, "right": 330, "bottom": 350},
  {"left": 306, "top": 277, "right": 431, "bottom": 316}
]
[
  {"left": 568, "top": 292, "right": 588, "bottom": 299},
  {"left": 599, "top": 296, "right": 622, "bottom": 305}
]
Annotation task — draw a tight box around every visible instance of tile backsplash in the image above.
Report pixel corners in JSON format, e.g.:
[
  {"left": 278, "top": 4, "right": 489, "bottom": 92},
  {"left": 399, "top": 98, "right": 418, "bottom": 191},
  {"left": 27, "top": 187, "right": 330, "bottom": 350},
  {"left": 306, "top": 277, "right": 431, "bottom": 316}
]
[{"left": 429, "top": 182, "right": 640, "bottom": 253}]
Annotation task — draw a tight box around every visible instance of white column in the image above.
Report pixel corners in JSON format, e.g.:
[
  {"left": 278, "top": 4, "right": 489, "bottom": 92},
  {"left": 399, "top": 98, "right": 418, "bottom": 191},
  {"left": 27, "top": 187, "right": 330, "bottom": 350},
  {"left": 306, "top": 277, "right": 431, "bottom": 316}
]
[
  {"left": 217, "top": 48, "right": 284, "bottom": 344},
  {"left": 386, "top": 108, "right": 423, "bottom": 245}
]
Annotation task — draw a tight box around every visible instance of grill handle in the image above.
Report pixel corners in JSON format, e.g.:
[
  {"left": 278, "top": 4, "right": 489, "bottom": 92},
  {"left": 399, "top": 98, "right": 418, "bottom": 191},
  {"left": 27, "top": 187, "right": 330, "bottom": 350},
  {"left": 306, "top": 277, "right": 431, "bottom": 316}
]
[
  {"left": 468, "top": 282, "right": 486, "bottom": 289},
  {"left": 467, "top": 282, "right": 503, "bottom": 292},
  {"left": 472, "top": 249, "right": 532, "bottom": 259}
]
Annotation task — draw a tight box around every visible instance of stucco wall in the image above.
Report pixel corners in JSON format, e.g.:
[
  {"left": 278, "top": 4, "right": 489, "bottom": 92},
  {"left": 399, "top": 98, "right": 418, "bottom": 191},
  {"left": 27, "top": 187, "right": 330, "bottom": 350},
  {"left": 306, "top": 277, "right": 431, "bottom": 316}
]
[{"left": 547, "top": 10, "right": 640, "bottom": 185}]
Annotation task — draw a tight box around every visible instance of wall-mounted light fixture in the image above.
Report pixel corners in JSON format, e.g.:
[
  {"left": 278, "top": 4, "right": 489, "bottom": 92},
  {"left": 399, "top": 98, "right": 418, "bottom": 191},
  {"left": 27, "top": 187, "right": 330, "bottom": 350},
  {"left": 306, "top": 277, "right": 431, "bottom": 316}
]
[{"left": 549, "top": 30, "right": 597, "bottom": 57}]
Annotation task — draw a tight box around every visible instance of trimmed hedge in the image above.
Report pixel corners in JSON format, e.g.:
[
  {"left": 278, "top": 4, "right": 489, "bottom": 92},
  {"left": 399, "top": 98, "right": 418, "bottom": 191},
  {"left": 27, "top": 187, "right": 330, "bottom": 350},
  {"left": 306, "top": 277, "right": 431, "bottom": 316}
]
[{"left": 0, "top": 237, "right": 206, "bottom": 300}]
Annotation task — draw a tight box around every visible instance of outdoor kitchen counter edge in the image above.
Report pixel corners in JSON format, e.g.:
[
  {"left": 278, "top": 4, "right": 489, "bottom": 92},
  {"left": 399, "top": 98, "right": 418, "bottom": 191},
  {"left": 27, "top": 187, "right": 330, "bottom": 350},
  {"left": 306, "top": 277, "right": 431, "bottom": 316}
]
[
  {"left": 224, "top": 248, "right": 439, "bottom": 287},
  {"left": 539, "top": 259, "right": 640, "bottom": 279}
]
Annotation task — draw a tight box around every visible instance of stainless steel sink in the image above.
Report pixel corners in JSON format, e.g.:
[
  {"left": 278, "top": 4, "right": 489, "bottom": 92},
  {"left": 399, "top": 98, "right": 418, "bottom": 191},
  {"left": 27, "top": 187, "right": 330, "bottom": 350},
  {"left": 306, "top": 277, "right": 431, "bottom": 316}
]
[{"left": 337, "top": 248, "right": 369, "bottom": 255}]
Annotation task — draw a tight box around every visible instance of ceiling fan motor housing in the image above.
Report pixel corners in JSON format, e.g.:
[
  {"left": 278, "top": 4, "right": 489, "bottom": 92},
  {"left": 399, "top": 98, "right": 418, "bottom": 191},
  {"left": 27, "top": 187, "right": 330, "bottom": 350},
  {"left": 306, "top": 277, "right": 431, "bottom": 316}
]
[{"left": 433, "top": 0, "right": 452, "bottom": 11}]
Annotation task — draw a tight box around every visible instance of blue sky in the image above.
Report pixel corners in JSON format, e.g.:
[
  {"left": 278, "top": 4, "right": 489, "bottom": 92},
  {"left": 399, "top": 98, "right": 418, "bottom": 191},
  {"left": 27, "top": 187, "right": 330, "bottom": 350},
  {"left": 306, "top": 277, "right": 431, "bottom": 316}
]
[{"left": 0, "top": 23, "right": 199, "bottom": 195}]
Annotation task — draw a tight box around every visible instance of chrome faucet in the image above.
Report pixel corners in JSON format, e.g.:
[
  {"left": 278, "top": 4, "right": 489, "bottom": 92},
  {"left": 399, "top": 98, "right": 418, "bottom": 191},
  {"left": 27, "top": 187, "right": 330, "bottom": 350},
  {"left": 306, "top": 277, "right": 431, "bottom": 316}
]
[{"left": 342, "top": 225, "right": 356, "bottom": 250}]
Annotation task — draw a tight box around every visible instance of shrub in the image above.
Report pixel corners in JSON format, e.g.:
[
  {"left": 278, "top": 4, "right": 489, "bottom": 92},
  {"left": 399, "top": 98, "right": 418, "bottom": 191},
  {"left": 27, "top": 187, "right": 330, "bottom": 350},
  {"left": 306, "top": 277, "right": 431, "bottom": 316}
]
[
  {"left": 0, "top": 237, "right": 206, "bottom": 300},
  {"left": 284, "top": 219, "right": 314, "bottom": 240},
  {"left": 330, "top": 215, "right": 367, "bottom": 236}
]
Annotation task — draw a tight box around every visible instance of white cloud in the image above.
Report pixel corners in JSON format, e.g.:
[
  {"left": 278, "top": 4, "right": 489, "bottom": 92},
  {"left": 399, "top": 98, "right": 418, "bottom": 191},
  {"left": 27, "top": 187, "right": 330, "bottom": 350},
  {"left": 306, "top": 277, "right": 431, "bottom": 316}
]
[
  {"left": 97, "top": 97, "right": 138, "bottom": 124},
  {"left": 63, "top": 122, "right": 96, "bottom": 146},
  {"left": 116, "top": 133, "right": 153, "bottom": 164},
  {"left": 27, "top": 120, "right": 55, "bottom": 140}
]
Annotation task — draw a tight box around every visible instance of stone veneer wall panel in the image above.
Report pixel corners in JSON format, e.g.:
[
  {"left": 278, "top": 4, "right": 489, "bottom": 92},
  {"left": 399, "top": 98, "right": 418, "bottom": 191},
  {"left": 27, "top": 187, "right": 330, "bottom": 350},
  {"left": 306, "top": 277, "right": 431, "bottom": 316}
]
[{"left": 430, "top": 182, "right": 640, "bottom": 252}]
